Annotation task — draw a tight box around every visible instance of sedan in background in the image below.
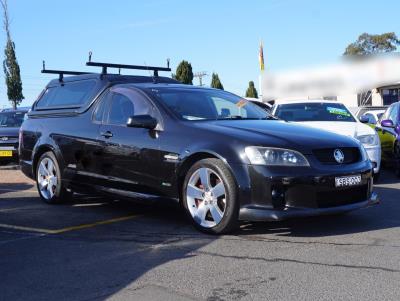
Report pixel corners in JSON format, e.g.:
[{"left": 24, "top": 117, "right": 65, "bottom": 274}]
[
  {"left": 0, "top": 109, "right": 28, "bottom": 163},
  {"left": 271, "top": 100, "right": 381, "bottom": 178},
  {"left": 375, "top": 101, "right": 400, "bottom": 176}
]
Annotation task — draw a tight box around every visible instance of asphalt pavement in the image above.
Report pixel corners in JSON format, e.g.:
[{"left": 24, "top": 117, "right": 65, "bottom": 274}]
[{"left": 1, "top": 167, "right": 400, "bottom": 301}]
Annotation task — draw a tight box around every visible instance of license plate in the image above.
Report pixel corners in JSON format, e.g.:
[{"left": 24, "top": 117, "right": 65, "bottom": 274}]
[
  {"left": 0, "top": 150, "right": 12, "bottom": 157},
  {"left": 335, "top": 175, "right": 362, "bottom": 187}
]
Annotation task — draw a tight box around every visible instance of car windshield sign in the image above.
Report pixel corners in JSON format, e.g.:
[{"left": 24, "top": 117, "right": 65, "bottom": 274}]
[
  {"left": 149, "top": 88, "right": 269, "bottom": 121},
  {"left": 276, "top": 102, "right": 355, "bottom": 122}
]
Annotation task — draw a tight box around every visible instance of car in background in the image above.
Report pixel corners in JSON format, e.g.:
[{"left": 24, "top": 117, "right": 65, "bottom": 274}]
[
  {"left": 375, "top": 101, "right": 400, "bottom": 176},
  {"left": 271, "top": 100, "right": 381, "bottom": 178},
  {"left": 349, "top": 106, "right": 388, "bottom": 120},
  {"left": 0, "top": 109, "right": 28, "bottom": 163},
  {"left": 360, "top": 110, "right": 386, "bottom": 126}
]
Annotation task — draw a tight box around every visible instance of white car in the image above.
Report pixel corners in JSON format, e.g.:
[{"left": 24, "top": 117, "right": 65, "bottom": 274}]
[{"left": 271, "top": 100, "right": 381, "bottom": 176}]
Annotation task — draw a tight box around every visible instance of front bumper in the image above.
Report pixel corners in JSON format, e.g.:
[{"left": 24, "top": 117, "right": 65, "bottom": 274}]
[
  {"left": 365, "top": 145, "right": 381, "bottom": 174},
  {"left": 239, "top": 191, "right": 379, "bottom": 221}
]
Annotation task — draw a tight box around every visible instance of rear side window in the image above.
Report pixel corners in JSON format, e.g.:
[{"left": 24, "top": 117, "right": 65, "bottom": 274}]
[{"left": 36, "top": 80, "right": 96, "bottom": 108}]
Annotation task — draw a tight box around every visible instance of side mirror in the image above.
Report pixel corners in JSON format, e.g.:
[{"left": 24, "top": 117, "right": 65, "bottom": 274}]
[
  {"left": 127, "top": 115, "right": 158, "bottom": 130},
  {"left": 359, "top": 115, "right": 369, "bottom": 123},
  {"left": 380, "top": 119, "right": 394, "bottom": 128}
]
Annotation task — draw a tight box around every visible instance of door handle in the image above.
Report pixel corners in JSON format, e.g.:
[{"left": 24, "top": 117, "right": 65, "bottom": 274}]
[{"left": 100, "top": 131, "right": 113, "bottom": 138}]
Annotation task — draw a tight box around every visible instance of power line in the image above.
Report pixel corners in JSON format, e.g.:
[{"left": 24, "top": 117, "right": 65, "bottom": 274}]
[{"left": 193, "top": 71, "right": 208, "bottom": 86}]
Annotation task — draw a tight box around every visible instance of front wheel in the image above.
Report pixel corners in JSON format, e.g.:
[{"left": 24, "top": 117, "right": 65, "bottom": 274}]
[
  {"left": 182, "top": 158, "right": 239, "bottom": 234},
  {"left": 36, "top": 151, "right": 72, "bottom": 204}
]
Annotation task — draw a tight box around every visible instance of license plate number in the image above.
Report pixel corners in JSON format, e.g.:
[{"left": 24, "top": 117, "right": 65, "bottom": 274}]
[
  {"left": 0, "top": 150, "right": 12, "bottom": 157},
  {"left": 335, "top": 175, "right": 362, "bottom": 187}
]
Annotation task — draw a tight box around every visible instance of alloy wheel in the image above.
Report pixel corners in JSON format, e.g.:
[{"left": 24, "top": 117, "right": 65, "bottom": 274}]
[
  {"left": 186, "top": 167, "right": 227, "bottom": 228},
  {"left": 37, "top": 157, "right": 58, "bottom": 200}
]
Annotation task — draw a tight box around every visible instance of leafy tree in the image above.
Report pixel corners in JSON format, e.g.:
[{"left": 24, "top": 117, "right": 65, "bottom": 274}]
[
  {"left": 174, "top": 60, "right": 193, "bottom": 85},
  {"left": 210, "top": 73, "right": 224, "bottom": 90},
  {"left": 344, "top": 32, "right": 400, "bottom": 55},
  {"left": 245, "top": 81, "right": 258, "bottom": 98},
  {"left": 1, "top": 0, "right": 24, "bottom": 109}
]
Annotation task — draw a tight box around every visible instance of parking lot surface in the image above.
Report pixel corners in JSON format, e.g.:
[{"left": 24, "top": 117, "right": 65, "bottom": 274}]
[{"left": 1, "top": 166, "right": 400, "bottom": 301}]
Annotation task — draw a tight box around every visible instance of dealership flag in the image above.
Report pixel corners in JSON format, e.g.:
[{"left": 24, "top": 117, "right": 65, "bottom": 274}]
[{"left": 259, "top": 41, "right": 265, "bottom": 71}]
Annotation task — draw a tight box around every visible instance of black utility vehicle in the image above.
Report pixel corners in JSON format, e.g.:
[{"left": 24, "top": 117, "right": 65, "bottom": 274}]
[
  {"left": 20, "top": 58, "right": 379, "bottom": 233},
  {"left": 0, "top": 109, "right": 28, "bottom": 162}
]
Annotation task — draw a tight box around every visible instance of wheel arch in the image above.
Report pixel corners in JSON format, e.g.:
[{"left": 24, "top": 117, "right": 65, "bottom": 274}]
[
  {"left": 176, "top": 151, "right": 240, "bottom": 202},
  {"left": 32, "top": 144, "right": 63, "bottom": 180}
]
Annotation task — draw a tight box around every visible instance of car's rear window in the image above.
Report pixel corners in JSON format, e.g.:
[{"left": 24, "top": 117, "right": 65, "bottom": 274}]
[{"left": 35, "top": 80, "right": 97, "bottom": 109}]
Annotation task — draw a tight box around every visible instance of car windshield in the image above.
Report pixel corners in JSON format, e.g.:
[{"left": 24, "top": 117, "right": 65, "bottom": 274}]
[
  {"left": 275, "top": 102, "right": 355, "bottom": 122},
  {"left": 0, "top": 111, "right": 26, "bottom": 127},
  {"left": 149, "top": 88, "right": 271, "bottom": 121}
]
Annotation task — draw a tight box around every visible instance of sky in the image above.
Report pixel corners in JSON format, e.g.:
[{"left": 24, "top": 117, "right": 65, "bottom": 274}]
[{"left": 0, "top": 0, "right": 399, "bottom": 108}]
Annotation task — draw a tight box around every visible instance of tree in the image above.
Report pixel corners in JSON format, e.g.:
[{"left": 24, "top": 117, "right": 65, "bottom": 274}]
[
  {"left": 1, "top": 0, "right": 23, "bottom": 109},
  {"left": 343, "top": 32, "right": 400, "bottom": 56},
  {"left": 210, "top": 73, "right": 224, "bottom": 90},
  {"left": 245, "top": 81, "right": 258, "bottom": 98},
  {"left": 174, "top": 60, "right": 193, "bottom": 85}
]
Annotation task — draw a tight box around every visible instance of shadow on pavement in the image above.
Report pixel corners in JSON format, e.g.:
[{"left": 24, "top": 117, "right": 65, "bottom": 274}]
[{"left": 0, "top": 182, "right": 34, "bottom": 194}]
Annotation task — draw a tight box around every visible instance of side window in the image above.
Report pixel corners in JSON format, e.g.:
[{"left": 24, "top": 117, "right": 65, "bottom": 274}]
[
  {"left": 106, "top": 88, "right": 154, "bottom": 126},
  {"left": 388, "top": 105, "right": 398, "bottom": 123},
  {"left": 36, "top": 80, "right": 97, "bottom": 108},
  {"left": 93, "top": 91, "right": 110, "bottom": 123}
]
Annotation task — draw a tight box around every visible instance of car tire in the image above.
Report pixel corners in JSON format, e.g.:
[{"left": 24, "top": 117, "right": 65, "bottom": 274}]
[
  {"left": 36, "top": 151, "right": 72, "bottom": 204},
  {"left": 182, "top": 158, "right": 239, "bottom": 234}
]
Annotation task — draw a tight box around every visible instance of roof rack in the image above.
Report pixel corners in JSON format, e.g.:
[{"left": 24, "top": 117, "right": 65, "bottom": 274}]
[
  {"left": 86, "top": 52, "right": 171, "bottom": 77},
  {"left": 41, "top": 61, "right": 93, "bottom": 82}
]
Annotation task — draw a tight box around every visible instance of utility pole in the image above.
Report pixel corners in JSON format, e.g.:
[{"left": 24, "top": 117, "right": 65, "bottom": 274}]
[{"left": 194, "top": 71, "right": 207, "bottom": 86}]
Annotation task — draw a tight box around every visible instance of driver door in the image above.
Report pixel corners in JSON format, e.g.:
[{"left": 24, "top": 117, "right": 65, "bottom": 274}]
[{"left": 98, "top": 87, "right": 163, "bottom": 195}]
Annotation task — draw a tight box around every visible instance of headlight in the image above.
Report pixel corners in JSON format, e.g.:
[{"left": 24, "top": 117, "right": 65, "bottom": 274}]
[
  {"left": 356, "top": 134, "right": 379, "bottom": 146},
  {"left": 245, "top": 146, "right": 310, "bottom": 166}
]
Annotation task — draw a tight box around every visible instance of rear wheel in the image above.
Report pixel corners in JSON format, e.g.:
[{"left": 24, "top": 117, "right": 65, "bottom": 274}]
[
  {"left": 182, "top": 158, "right": 239, "bottom": 234},
  {"left": 36, "top": 151, "right": 72, "bottom": 204}
]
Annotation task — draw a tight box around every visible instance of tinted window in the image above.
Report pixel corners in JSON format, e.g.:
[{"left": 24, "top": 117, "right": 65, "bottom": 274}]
[
  {"left": 106, "top": 88, "right": 153, "bottom": 125},
  {"left": 150, "top": 88, "right": 267, "bottom": 121},
  {"left": 275, "top": 102, "right": 355, "bottom": 122},
  {"left": 0, "top": 111, "right": 26, "bottom": 127},
  {"left": 36, "top": 80, "right": 96, "bottom": 108}
]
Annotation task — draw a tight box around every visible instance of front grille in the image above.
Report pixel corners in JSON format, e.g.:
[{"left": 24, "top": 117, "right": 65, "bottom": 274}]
[
  {"left": 313, "top": 147, "right": 360, "bottom": 165},
  {"left": 316, "top": 184, "right": 368, "bottom": 208}
]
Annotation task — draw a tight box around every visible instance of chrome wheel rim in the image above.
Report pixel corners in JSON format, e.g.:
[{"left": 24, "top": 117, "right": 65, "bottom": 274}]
[
  {"left": 37, "top": 157, "right": 58, "bottom": 200},
  {"left": 186, "top": 167, "right": 226, "bottom": 228}
]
